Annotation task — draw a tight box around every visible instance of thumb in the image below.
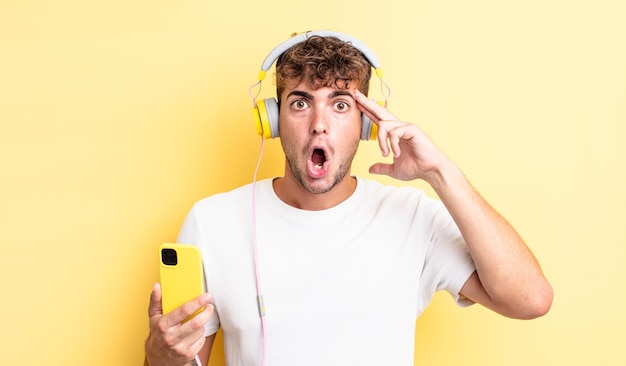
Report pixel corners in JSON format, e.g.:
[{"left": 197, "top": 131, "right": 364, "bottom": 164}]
[
  {"left": 369, "top": 163, "right": 393, "bottom": 177},
  {"left": 148, "top": 282, "right": 163, "bottom": 317}
]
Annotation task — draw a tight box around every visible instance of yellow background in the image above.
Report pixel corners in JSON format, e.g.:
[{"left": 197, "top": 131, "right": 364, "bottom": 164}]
[{"left": 1, "top": 1, "right": 624, "bottom": 365}]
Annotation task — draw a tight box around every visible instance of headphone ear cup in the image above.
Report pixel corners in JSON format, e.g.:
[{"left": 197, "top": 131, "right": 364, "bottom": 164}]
[
  {"left": 253, "top": 98, "right": 280, "bottom": 139},
  {"left": 360, "top": 113, "right": 378, "bottom": 141},
  {"left": 265, "top": 98, "right": 280, "bottom": 138}
]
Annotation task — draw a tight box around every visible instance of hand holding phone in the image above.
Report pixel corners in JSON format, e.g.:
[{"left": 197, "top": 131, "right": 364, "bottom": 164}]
[{"left": 159, "top": 243, "right": 206, "bottom": 321}]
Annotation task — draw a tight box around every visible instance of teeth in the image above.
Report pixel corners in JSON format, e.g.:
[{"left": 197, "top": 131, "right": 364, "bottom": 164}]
[{"left": 315, "top": 163, "right": 323, "bottom": 170}]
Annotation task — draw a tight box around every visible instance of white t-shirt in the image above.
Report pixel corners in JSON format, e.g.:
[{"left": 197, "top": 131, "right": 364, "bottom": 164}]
[{"left": 177, "top": 177, "right": 475, "bottom": 365}]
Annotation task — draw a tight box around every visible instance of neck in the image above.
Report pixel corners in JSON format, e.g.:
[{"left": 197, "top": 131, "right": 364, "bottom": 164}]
[{"left": 272, "top": 173, "right": 357, "bottom": 211}]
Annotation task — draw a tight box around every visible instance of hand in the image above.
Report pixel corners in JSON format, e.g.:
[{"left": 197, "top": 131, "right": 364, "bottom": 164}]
[
  {"left": 355, "top": 90, "right": 447, "bottom": 182},
  {"left": 145, "top": 283, "right": 215, "bottom": 366}
]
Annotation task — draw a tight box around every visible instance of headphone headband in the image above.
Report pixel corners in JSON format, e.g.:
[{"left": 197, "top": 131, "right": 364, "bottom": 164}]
[
  {"left": 252, "top": 30, "right": 384, "bottom": 141},
  {"left": 258, "top": 30, "right": 383, "bottom": 81}
]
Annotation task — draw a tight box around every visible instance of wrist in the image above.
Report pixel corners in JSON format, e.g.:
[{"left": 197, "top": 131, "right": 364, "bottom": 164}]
[{"left": 423, "top": 157, "right": 456, "bottom": 190}]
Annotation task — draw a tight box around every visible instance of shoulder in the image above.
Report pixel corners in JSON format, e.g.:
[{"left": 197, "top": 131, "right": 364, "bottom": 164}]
[
  {"left": 356, "top": 177, "right": 430, "bottom": 204},
  {"left": 177, "top": 180, "right": 275, "bottom": 242},
  {"left": 191, "top": 179, "right": 274, "bottom": 211},
  {"left": 355, "top": 177, "right": 450, "bottom": 221}
]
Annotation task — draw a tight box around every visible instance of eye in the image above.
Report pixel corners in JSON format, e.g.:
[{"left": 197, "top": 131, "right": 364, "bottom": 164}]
[
  {"left": 334, "top": 101, "right": 350, "bottom": 112},
  {"left": 290, "top": 99, "right": 309, "bottom": 110}
]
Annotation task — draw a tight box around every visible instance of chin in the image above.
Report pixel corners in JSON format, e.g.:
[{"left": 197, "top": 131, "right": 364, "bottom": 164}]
[{"left": 301, "top": 180, "right": 335, "bottom": 195}]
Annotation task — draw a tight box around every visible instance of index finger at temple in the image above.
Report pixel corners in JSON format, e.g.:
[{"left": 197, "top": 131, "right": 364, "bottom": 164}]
[{"left": 355, "top": 90, "right": 395, "bottom": 123}]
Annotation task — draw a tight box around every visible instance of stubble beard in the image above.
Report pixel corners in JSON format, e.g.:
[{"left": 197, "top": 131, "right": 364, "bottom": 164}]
[{"left": 284, "top": 140, "right": 359, "bottom": 195}]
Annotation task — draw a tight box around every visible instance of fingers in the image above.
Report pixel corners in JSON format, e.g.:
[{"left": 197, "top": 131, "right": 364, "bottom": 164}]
[
  {"left": 369, "top": 162, "right": 393, "bottom": 176},
  {"left": 354, "top": 90, "right": 396, "bottom": 123},
  {"left": 165, "top": 292, "right": 214, "bottom": 328},
  {"left": 160, "top": 308, "right": 209, "bottom": 354},
  {"left": 375, "top": 120, "right": 411, "bottom": 159},
  {"left": 148, "top": 283, "right": 163, "bottom": 318},
  {"left": 146, "top": 284, "right": 216, "bottom": 366},
  {"left": 148, "top": 287, "right": 215, "bottom": 341},
  {"left": 354, "top": 90, "right": 407, "bottom": 157},
  {"left": 146, "top": 318, "right": 206, "bottom": 366},
  {"left": 355, "top": 90, "right": 441, "bottom": 181},
  {"left": 146, "top": 292, "right": 215, "bottom": 366}
]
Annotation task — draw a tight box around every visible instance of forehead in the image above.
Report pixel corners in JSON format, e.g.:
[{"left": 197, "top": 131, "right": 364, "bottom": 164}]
[{"left": 279, "top": 77, "right": 357, "bottom": 99}]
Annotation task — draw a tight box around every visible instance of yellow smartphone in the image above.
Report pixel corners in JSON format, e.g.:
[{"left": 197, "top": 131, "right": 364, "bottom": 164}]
[{"left": 159, "top": 243, "right": 206, "bottom": 321}]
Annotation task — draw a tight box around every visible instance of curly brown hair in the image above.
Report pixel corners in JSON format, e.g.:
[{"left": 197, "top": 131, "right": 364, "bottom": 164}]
[{"left": 275, "top": 35, "right": 372, "bottom": 100}]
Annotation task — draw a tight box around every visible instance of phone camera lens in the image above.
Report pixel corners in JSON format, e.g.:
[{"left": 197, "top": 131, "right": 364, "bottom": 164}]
[{"left": 161, "top": 248, "right": 178, "bottom": 266}]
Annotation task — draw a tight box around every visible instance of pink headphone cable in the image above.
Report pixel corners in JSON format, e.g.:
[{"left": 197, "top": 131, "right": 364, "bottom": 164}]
[
  {"left": 192, "top": 137, "right": 266, "bottom": 366},
  {"left": 252, "top": 136, "right": 268, "bottom": 366}
]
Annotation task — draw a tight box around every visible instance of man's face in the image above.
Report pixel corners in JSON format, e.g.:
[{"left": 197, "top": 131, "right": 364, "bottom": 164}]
[{"left": 278, "top": 78, "right": 362, "bottom": 194}]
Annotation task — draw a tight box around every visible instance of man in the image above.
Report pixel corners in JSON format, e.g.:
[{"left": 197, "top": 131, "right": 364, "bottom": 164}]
[{"left": 144, "top": 32, "right": 553, "bottom": 366}]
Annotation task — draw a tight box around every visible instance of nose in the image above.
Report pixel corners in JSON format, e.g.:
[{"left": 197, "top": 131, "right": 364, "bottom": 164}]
[{"left": 309, "top": 108, "right": 328, "bottom": 136}]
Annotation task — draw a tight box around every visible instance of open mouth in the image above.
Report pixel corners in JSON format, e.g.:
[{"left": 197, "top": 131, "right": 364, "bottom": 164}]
[{"left": 311, "top": 148, "right": 326, "bottom": 170}]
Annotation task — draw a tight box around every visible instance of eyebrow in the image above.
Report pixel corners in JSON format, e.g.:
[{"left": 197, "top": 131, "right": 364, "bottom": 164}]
[
  {"left": 328, "top": 90, "right": 355, "bottom": 101},
  {"left": 286, "top": 90, "right": 355, "bottom": 101},
  {"left": 286, "top": 90, "right": 314, "bottom": 100}
]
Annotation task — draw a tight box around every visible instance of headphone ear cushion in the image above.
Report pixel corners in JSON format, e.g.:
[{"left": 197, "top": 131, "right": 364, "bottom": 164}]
[
  {"left": 360, "top": 113, "right": 377, "bottom": 141},
  {"left": 254, "top": 98, "right": 280, "bottom": 139},
  {"left": 264, "top": 98, "right": 280, "bottom": 138}
]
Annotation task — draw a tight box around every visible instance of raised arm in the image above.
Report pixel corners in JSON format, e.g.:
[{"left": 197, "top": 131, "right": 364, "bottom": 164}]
[
  {"left": 424, "top": 158, "right": 552, "bottom": 319},
  {"left": 356, "top": 91, "right": 553, "bottom": 319}
]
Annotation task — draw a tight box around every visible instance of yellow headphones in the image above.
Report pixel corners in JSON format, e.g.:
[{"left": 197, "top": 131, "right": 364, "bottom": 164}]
[{"left": 252, "top": 30, "right": 386, "bottom": 140}]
